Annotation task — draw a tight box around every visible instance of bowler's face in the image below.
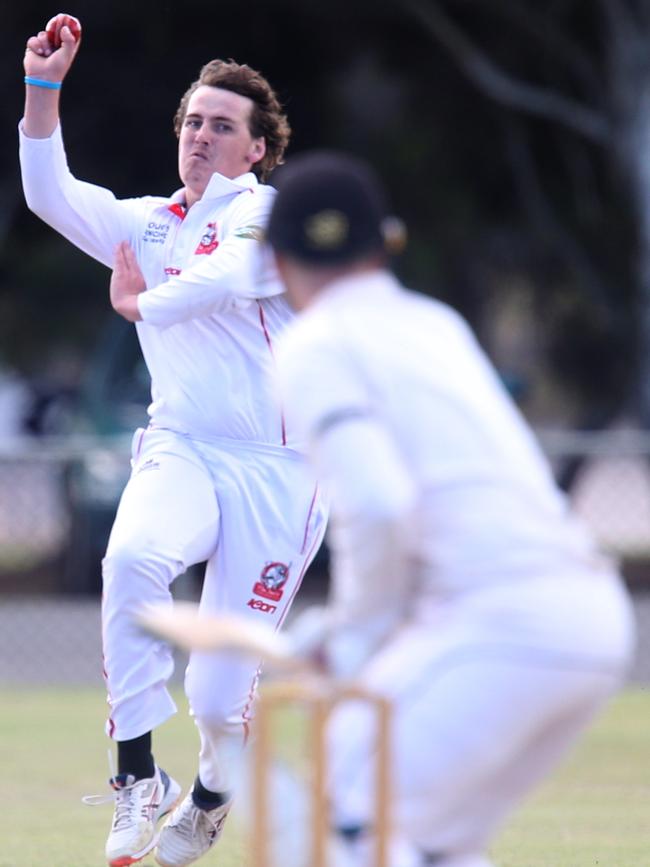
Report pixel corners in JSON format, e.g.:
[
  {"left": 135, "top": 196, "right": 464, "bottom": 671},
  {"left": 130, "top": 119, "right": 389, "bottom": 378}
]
[{"left": 178, "top": 86, "right": 266, "bottom": 207}]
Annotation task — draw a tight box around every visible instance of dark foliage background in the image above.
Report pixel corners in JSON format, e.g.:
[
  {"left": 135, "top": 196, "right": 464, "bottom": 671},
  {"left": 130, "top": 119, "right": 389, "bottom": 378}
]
[{"left": 3, "top": 1, "right": 647, "bottom": 429}]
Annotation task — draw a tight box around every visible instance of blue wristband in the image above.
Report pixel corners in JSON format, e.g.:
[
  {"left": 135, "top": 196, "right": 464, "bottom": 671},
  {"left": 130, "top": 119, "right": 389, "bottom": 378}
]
[{"left": 24, "top": 76, "right": 62, "bottom": 90}]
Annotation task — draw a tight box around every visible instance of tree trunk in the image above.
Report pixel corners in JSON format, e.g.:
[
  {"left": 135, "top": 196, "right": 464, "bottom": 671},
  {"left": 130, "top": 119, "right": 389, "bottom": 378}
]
[{"left": 608, "top": 37, "right": 650, "bottom": 426}]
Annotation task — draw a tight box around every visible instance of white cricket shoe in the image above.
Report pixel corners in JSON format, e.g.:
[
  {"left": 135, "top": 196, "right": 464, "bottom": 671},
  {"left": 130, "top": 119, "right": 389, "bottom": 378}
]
[
  {"left": 85, "top": 767, "right": 181, "bottom": 867},
  {"left": 155, "top": 789, "right": 232, "bottom": 867}
]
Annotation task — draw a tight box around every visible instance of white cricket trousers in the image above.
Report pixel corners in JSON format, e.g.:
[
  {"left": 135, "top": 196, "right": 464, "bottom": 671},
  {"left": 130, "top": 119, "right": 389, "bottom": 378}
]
[
  {"left": 102, "top": 426, "right": 325, "bottom": 791},
  {"left": 327, "top": 570, "right": 634, "bottom": 862}
]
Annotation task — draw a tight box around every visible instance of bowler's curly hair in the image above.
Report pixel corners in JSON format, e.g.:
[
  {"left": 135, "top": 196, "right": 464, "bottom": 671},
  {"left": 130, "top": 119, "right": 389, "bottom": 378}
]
[{"left": 174, "top": 59, "right": 291, "bottom": 182}]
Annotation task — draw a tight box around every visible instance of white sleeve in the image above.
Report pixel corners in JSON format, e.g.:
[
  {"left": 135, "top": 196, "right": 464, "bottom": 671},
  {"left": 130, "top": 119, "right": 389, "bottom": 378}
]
[
  {"left": 19, "top": 122, "right": 140, "bottom": 268},
  {"left": 317, "top": 416, "right": 417, "bottom": 627},
  {"left": 137, "top": 189, "right": 282, "bottom": 327},
  {"left": 278, "top": 332, "right": 417, "bottom": 665}
]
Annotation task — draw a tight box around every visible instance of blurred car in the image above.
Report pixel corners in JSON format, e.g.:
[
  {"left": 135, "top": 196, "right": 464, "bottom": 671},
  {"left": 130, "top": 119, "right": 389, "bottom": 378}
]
[{"left": 61, "top": 316, "right": 149, "bottom": 594}]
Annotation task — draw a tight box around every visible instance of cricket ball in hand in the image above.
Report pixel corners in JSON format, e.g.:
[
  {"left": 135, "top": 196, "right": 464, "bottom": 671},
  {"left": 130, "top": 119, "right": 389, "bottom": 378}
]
[{"left": 45, "top": 14, "right": 82, "bottom": 48}]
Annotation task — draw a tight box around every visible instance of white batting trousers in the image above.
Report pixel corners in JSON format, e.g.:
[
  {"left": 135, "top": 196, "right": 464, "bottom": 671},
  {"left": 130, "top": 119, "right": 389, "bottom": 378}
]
[
  {"left": 102, "top": 427, "right": 325, "bottom": 791},
  {"left": 327, "top": 570, "right": 634, "bottom": 859}
]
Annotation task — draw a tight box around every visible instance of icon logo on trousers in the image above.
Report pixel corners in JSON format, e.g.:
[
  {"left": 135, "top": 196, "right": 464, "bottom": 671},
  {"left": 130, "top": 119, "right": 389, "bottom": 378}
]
[{"left": 247, "top": 598, "right": 277, "bottom": 614}]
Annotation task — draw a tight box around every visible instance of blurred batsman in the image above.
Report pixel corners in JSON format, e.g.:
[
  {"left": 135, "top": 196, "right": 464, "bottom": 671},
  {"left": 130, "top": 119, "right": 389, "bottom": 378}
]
[
  {"left": 19, "top": 14, "right": 326, "bottom": 867},
  {"left": 268, "top": 152, "right": 636, "bottom": 867}
]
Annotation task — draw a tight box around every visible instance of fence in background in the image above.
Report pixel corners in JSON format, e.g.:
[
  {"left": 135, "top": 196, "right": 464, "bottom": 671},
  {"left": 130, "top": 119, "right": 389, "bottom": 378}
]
[
  {"left": 2, "top": 428, "right": 650, "bottom": 684},
  {"left": 540, "top": 428, "right": 650, "bottom": 562}
]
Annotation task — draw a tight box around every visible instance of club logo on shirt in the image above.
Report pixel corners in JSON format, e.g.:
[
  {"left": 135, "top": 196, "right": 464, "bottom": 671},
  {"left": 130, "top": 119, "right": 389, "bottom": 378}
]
[
  {"left": 253, "top": 561, "right": 290, "bottom": 601},
  {"left": 194, "top": 222, "right": 219, "bottom": 255}
]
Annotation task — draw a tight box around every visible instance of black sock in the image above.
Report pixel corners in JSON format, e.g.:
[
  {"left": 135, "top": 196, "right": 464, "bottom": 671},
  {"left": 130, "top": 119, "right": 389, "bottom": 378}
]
[
  {"left": 117, "top": 732, "right": 155, "bottom": 781},
  {"left": 191, "top": 775, "right": 230, "bottom": 810}
]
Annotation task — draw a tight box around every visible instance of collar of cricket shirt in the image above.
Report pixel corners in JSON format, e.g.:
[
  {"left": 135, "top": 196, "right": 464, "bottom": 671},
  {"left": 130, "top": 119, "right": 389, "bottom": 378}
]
[
  {"left": 166, "top": 172, "right": 258, "bottom": 212},
  {"left": 202, "top": 170, "right": 259, "bottom": 200}
]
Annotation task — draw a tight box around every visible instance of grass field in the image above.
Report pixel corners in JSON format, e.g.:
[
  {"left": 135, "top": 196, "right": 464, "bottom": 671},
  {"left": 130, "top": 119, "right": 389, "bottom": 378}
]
[{"left": 1, "top": 686, "right": 649, "bottom": 867}]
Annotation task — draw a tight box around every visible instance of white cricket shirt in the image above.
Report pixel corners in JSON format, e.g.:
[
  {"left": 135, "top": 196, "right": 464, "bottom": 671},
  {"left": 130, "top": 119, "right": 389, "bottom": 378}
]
[
  {"left": 19, "top": 122, "right": 293, "bottom": 446},
  {"left": 276, "top": 269, "right": 605, "bottom": 609}
]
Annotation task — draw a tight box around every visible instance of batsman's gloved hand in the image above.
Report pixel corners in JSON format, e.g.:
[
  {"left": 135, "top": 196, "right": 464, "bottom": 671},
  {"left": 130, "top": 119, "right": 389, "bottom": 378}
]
[{"left": 287, "top": 604, "right": 400, "bottom": 679}]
